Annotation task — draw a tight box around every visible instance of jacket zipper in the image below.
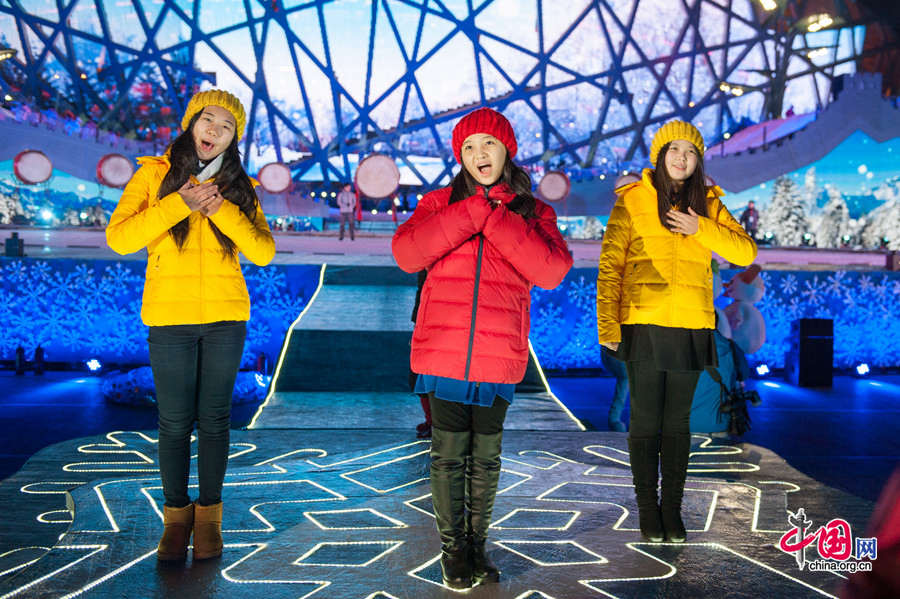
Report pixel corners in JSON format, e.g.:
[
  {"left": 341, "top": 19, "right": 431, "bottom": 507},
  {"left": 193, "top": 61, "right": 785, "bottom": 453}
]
[{"left": 464, "top": 234, "right": 485, "bottom": 381}]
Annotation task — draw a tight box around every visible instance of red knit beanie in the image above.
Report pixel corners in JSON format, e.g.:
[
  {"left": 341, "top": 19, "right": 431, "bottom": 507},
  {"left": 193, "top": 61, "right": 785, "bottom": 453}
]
[{"left": 451, "top": 107, "right": 518, "bottom": 163}]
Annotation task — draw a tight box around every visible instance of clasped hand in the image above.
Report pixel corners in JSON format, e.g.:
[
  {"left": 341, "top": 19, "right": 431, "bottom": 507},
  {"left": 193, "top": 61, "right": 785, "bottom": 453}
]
[
  {"left": 179, "top": 181, "right": 225, "bottom": 216},
  {"left": 481, "top": 183, "right": 515, "bottom": 208},
  {"left": 666, "top": 207, "right": 699, "bottom": 235}
]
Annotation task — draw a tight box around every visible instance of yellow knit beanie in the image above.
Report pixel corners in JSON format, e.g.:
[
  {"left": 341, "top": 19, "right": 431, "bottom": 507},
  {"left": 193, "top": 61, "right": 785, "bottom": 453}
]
[
  {"left": 181, "top": 89, "right": 247, "bottom": 141},
  {"left": 649, "top": 120, "right": 705, "bottom": 166}
]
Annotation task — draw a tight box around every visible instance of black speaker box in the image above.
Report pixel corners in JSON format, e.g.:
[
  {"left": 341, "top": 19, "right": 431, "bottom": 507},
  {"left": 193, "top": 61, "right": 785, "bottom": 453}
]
[{"left": 785, "top": 318, "right": 833, "bottom": 387}]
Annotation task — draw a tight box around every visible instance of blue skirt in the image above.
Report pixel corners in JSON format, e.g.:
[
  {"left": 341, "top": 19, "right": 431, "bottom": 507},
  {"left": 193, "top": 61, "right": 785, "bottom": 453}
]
[{"left": 415, "top": 374, "right": 515, "bottom": 408}]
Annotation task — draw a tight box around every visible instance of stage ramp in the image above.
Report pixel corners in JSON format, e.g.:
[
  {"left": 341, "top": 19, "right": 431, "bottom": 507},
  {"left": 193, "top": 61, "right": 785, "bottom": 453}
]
[{"left": 248, "top": 264, "right": 582, "bottom": 431}]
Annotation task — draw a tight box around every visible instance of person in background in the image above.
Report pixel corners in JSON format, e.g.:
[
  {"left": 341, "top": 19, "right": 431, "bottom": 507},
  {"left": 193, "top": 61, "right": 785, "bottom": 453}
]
[
  {"left": 337, "top": 183, "right": 357, "bottom": 241},
  {"left": 601, "top": 349, "right": 628, "bottom": 432},
  {"left": 739, "top": 200, "right": 759, "bottom": 239},
  {"left": 410, "top": 269, "right": 432, "bottom": 438}
]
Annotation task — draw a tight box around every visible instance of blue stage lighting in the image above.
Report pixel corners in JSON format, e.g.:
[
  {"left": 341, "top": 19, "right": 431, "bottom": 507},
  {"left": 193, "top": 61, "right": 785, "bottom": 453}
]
[
  {"left": 756, "top": 364, "right": 770, "bottom": 376},
  {"left": 86, "top": 359, "right": 102, "bottom": 372},
  {"left": 856, "top": 363, "right": 870, "bottom": 376}
]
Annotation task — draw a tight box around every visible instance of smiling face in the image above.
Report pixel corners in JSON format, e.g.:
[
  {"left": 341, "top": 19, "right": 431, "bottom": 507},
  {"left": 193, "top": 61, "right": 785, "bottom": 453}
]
[
  {"left": 663, "top": 138, "right": 699, "bottom": 185},
  {"left": 191, "top": 105, "right": 236, "bottom": 161},
  {"left": 461, "top": 133, "right": 507, "bottom": 186}
]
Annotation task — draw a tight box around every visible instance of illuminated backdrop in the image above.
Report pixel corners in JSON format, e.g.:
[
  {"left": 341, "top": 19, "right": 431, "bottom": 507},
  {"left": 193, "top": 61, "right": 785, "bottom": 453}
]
[{"left": 0, "top": 0, "right": 866, "bottom": 186}]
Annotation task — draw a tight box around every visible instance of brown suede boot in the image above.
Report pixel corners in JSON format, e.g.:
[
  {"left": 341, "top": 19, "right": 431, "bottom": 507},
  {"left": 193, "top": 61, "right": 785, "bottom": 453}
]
[
  {"left": 157, "top": 503, "right": 194, "bottom": 561},
  {"left": 193, "top": 501, "right": 223, "bottom": 560}
]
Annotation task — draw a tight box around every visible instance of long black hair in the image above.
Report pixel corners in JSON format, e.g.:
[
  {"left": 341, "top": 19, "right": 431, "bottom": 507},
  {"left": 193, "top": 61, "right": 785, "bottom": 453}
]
[
  {"left": 652, "top": 141, "right": 716, "bottom": 231},
  {"left": 157, "top": 111, "right": 258, "bottom": 257},
  {"left": 448, "top": 156, "right": 537, "bottom": 219}
]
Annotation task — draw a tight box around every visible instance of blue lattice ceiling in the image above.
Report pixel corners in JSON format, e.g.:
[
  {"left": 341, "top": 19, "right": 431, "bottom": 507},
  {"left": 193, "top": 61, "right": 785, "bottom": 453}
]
[{"left": 0, "top": 0, "right": 872, "bottom": 186}]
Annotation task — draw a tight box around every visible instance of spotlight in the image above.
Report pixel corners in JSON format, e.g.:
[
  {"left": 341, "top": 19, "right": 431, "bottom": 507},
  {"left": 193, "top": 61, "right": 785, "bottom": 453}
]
[
  {"left": 757, "top": 0, "right": 776, "bottom": 11},
  {"left": 370, "top": 209, "right": 377, "bottom": 214},
  {"left": 756, "top": 364, "right": 770, "bottom": 376},
  {"left": 79, "top": 212, "right": 88, "bottom": 220},
  {"left": 416, "top": 194, "right": 423, "bottom": 200},
  {"left": 86, "top": 358, "right": 102, "bottom": 372},
  {"left": 855, "top": 363, "right": 870, "bottom": 377},
  {"left": 0, "top": 47, "right": 17, "bottom": 62},
  {"left": 3, "top": 94, "right": 12, "bottom": 102},
  {"left": 41, "top": 209, "right": 54, "bottom": 221},
  {"left": 807, "top": 14, "right": 834, "bottom": 33},
  {"left": 330, "top": 191, "right": 336, "bottom": 198}
]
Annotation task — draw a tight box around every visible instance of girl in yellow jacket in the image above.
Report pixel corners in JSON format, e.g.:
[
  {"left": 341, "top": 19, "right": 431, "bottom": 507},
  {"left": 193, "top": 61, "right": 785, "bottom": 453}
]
[
  {"left": 597, "top": 120, "right": 756, "bottom": 544},
  {"left": 106, "top": 90, "right": 275, "bottom": 562}
]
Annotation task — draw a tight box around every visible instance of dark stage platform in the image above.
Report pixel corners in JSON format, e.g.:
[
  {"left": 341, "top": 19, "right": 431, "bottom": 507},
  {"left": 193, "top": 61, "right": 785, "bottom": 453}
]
[
  {"left": 0, "top": 429, "right": 872, "bottom": 598},
  {"left": 0, "top": 264, "right": 886, "bottom": 598}
]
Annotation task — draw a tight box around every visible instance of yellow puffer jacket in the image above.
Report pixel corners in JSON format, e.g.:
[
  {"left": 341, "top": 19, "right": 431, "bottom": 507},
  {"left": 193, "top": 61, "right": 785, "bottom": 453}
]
[
  {"left": 106, "top": 155, "right": 275, "bottom": 326},
  {"left": 597, "top": 168, "right": 756, "bottom": 344}
]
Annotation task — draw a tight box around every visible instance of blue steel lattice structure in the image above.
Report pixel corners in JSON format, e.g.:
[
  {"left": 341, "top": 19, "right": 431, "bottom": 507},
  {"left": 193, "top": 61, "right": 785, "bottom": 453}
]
[{"left": 0, "top": 1, "right": 870, "bottom": 186}]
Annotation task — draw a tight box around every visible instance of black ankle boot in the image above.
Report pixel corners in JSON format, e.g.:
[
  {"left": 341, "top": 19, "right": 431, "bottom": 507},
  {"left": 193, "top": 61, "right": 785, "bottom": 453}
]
[
  {"left": 431, "top": 427, "right": 473, "bottom": 589},
  {"left": 440, "top": 541, "right": 471, "bottom": 589},
  {"left": 628, "top": 436, "right": 664, "bottom": 542},
  {"left": 466, "top": 430, "right": 503, "bottom": 584},
  {"left": 469, "top": 538, "right": 500, "bottom": 584},
  {"left": 660, "top": 433, "right": 691, "bottom": 543}
]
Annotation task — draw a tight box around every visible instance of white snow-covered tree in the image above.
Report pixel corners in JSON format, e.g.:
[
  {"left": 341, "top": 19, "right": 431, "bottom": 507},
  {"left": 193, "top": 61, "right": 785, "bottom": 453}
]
[
  {"left": 860, "top": 198, "right": 900, "bottom": 250},
  {"left": 572, "top": 216, "right": 605, "bottom": 240},
  {"left": 803, "top": 167, "right": 819, "bottom": 215},
  {"left": 759, "top": 176, "right": 808, "bottom": 246},
  {"left": 815, "top": 187, "right": 851, "bottom": 248}
]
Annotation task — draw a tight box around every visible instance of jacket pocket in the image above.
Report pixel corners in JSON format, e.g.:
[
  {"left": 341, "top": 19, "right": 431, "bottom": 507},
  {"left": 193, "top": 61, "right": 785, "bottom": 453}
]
[
  {"left": 518, "top": 296, "right": 530, "bottom": 351},
  {"left": 414, "top": 286, "right": 431, "bottom": 339}
]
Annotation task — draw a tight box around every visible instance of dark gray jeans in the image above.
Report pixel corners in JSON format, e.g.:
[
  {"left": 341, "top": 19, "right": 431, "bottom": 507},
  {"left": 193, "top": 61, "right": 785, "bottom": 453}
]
[{"left": 148, "top": 321, "right": 246, "bottom": 507}]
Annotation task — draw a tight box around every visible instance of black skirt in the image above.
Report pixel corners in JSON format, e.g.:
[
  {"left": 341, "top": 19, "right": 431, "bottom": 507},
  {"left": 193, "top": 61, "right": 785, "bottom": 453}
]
[{"left": 612, "top": 324, "right": 717, "bottom": 372}]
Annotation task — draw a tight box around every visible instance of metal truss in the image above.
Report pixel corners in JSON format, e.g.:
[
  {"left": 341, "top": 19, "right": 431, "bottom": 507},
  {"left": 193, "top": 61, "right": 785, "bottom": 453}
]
[{"left": 0, "top": 0, "right": 886, "bottom": 187}]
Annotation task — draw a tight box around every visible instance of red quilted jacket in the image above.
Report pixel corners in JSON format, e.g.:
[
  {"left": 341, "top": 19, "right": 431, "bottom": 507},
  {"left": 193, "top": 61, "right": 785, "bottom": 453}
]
[{"left": 392, "top": 184, "right": 572, "bottom": 384}]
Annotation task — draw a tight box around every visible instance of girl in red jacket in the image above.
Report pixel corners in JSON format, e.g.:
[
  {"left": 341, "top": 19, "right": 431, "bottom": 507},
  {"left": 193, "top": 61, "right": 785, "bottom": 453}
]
[
  {"left": 597, "top": 120, "right": 756, "bottom": 544},
  {"left": 392, "top": 107, "right": 572, "bottom": 589}
]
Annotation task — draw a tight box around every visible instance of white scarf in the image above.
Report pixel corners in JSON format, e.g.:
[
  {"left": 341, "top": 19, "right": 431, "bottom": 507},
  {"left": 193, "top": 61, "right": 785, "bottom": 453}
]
[{"left": 194, "top": 152, "right": 224, "bottom": 183}]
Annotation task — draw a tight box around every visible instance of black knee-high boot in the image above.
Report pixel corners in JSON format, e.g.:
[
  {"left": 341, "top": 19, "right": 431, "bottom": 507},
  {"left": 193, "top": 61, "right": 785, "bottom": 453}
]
[
  {"left": 431, "top": 427, "right": 472, "bottom": 589},
  {"left": 628, "top": 436, "right": 664, "bottom": 542},
  {"left": 466, "top": 431, "right": 502, "bottom": 585},
  {"left": 660, "top": 433, "right": 691, "bottom": 542}
]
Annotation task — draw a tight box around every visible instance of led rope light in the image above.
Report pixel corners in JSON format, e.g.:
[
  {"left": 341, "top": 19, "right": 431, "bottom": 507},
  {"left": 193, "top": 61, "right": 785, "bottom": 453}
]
[{"left": 248, "top": 263, "right": 327, "bottom": 429}]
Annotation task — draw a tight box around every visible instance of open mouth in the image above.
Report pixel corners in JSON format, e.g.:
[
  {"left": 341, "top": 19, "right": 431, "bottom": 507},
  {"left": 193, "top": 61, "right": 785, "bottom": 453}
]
[
  {"left": 477, "top": 163, "right": 491, "bottom": 176},
  {"left": 200, "top": 140, "right": 215, "bottom": 152}
]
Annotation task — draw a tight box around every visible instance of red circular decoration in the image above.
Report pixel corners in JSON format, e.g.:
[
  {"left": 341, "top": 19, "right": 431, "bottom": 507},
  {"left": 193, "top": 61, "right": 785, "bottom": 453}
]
[
  {"left": 257, "top": 162, "right": 292, "bottom": 194},
  {"left": 13, "top": 150, "right": 53, "bottom": 185},
  {"left": 96, "top": 153, "right": 134, "bottom": 188},
  {"left": 538, "top": 170, "right": 570, "bottom": 202},
  {"left": 614, "top": 173, "right": 641, "bottom": 189},
  {"left": 355, "top": 154, "right": 400, "bottom": 198}
]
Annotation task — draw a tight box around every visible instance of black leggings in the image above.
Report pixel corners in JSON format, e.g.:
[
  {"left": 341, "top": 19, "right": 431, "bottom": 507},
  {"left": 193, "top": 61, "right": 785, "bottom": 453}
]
[
  {"left": 148, "top": 321, "right": 246, "bottom": 508},
  {"left": 626, "top": 360, "right": 701, "bottom": 438},
  {"left": 429, "top": 394, "right": 509, "bottom": 434}
]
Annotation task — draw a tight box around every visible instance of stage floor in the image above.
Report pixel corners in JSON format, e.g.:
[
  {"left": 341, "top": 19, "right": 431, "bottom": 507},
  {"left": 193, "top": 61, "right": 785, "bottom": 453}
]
[{"left": 0, "top": 427, "right": 875, "bottom": 598}]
